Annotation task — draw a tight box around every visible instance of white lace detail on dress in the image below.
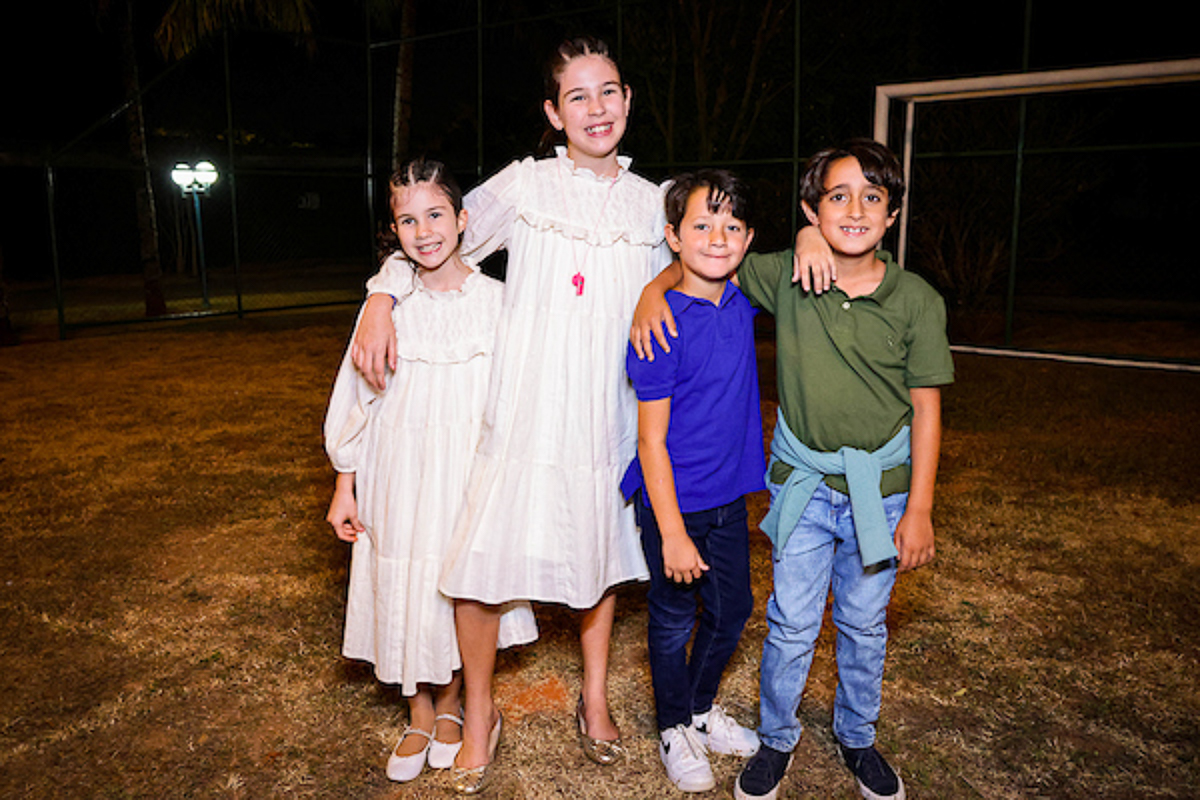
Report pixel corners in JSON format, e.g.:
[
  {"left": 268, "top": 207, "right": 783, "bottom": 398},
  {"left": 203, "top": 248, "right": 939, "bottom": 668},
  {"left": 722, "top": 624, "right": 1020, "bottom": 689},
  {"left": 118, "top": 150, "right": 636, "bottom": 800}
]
[
  {"left": 394, "top": 269, "right": 502, "bottom": 365},
  {"left": 510, "top": 151, "right": 665, "bottom": 248}
]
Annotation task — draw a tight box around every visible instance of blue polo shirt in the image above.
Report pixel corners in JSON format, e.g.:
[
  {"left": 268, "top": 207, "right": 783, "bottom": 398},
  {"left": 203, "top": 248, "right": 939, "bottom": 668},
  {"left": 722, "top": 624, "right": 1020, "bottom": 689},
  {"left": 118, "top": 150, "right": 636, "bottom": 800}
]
[{"left": 621, "top": 281, "right": 766, "bottom": 513}]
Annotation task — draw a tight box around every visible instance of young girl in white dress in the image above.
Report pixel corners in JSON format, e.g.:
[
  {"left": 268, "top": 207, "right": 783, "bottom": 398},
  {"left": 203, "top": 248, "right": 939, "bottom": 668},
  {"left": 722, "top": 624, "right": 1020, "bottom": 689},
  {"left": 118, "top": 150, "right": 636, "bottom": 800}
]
[
  {"left": 324, "top": 157, "right": 536, "bottom": 785},
  {"left": 352, "top": 37, "right": 669, "bottom": 794},
  {"left": 351, "top": 38, "right": 836, "bottom": 796}
]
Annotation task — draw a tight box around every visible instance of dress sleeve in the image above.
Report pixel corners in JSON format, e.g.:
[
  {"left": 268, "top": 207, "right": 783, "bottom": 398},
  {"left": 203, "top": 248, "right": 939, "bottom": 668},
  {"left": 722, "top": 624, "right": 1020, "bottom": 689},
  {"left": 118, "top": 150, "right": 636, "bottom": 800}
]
[
  {"left": 461, "top": 159, "right": 527, "bottom": 263},
  {"left": 365, "top": 252, "right": 420, "bottom": 300},
  {"left": 649, "top": 182, "right": 672, "bottom": 276},
  {"left": 323, "top": 308, "right": 384, "bottom": 472}
]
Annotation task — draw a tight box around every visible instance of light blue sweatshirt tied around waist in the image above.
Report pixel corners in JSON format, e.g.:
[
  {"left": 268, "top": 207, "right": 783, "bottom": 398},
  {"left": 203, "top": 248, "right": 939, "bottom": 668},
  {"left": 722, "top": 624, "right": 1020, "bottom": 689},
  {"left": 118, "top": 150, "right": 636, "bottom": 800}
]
[{"left": 759, "top": 410, "right": 910, "bottom": 567}]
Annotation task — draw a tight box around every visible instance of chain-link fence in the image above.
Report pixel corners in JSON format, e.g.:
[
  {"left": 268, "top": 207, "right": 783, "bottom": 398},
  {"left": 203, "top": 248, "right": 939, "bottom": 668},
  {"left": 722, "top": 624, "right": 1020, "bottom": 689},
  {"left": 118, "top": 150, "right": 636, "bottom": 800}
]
[
  {"left": 3, "top": 3, "right": 1198, "bottom": 364},
  {"left": 10, "top": 28, "right": 373, "bottom": 335}
]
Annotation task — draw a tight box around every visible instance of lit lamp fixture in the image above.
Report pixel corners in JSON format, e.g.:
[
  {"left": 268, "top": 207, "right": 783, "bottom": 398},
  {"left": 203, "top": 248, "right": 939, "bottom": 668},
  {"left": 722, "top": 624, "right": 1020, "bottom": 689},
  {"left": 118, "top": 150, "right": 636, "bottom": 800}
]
[
  {"left": 171, "top": 160, "right": 219, "bottom": 195},
  {"left": 170, "top": 161, "right": 219, "bottom": 308}
]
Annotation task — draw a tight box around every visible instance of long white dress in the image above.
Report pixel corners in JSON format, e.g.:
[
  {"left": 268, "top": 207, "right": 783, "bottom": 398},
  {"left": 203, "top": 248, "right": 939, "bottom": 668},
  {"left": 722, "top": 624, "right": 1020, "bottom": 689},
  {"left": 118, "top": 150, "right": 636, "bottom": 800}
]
[
  {"left": 368, "top": 149, "right": 670, "bottom": 611},
  {"left": 325, "top": 260, "right": 537, "bottom": 694}
]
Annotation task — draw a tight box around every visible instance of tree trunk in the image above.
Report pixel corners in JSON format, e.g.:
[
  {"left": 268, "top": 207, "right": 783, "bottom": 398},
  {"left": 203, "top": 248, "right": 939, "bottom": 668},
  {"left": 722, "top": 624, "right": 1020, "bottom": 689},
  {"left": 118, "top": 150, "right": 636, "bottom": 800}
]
[
  {"left": 118, "top": 0, "right": 168, "bottom": 317},
  {"left": 390, "top": 0, "right": 416, "bottom": 171}
]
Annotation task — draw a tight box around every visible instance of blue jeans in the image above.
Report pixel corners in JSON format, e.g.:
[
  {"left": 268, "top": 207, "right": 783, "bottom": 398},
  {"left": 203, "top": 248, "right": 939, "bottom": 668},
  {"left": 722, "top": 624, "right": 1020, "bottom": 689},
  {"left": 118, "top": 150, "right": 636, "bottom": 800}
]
[
  {"left": 757, "top": 482, "right": 907, "bottom": 752},
  {"left": 636, "top": 493, "right": 754, "bottom": 731}
]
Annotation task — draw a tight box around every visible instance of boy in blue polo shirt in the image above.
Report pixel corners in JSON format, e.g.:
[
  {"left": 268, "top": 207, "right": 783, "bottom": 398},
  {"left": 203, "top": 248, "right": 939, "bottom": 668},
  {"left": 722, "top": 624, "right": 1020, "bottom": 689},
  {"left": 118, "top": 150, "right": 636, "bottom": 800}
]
[
  {"left": 621, "top": 170, "right": 765, "bottom": 793},
  {"left": 632, "top": 141, "right": 953, "bottom": 800}
]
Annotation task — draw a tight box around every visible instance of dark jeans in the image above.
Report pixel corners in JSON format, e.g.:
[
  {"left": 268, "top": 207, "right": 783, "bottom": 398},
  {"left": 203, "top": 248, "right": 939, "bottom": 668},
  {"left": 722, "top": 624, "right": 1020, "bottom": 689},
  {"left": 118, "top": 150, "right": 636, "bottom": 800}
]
[{"left": 636, "top": 492, "right": 754, "bottom": 731}]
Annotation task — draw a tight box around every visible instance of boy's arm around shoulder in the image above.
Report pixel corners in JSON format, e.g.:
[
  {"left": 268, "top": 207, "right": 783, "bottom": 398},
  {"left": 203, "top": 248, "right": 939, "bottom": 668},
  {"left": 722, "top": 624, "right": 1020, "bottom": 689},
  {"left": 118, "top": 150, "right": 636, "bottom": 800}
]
[
  {"left": 894, "top": 386, "right": 941, "bottom": 572},
  {"left": 793, "top": 225, "right": 837, "bottom": 293},
  {"left": 736, "top": 245, "right": 823, "bottom": 316},
  {"left": 736, "top": 228, "right": 836, "bottom": 297}
]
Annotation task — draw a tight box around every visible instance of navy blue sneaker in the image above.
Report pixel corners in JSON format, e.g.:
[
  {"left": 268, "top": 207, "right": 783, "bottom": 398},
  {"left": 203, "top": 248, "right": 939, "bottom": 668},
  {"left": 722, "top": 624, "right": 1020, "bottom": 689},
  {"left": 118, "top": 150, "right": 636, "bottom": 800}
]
[
  {"left": 838, "top": 742, "right": 906, "bottom": 800},
  {"left": 733, "top": 744, "right": 792, "bottom": 800}
]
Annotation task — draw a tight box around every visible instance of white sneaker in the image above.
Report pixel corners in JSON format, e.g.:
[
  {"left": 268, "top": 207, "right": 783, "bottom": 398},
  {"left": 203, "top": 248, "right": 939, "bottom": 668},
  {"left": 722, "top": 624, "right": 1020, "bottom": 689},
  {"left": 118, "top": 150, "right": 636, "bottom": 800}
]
[
  {"left": 659, "top": 724, "right": 715, "bottom": 792},
  {"left": 693, "top": 704, "right": 760, "bottom": 757}
]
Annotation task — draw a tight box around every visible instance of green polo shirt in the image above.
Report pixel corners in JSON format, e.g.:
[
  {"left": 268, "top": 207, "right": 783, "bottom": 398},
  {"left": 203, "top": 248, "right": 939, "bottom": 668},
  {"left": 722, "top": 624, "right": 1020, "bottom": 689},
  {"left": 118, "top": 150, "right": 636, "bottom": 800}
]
[{"left": 738, "top": 249, "right": 955, "bottom": 495}]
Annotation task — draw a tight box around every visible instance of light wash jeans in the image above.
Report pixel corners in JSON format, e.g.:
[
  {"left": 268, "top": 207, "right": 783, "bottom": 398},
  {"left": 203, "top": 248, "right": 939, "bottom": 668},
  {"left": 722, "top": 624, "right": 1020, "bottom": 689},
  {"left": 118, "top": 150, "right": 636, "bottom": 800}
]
[{"left": 757, "top": 481, "right": 907, "bottom": 752}]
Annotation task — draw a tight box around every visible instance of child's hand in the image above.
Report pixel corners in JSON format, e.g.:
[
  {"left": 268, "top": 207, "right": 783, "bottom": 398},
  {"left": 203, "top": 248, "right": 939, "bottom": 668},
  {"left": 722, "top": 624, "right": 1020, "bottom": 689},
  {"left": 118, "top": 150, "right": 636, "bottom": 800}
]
[
  {"left": 662, "top": 534, "right": 709, "bottom": 585},
  {"left": 351, "top": 294, "right": 398, "bottom": 391},
  {"left": 630, "top": 288, "right": 677, "bottom": 361},
  {"left": 327, "top": 485, "right": 365, "bottom": 543},
  {"left": 894, "top": 510, "right": 935, "bottom": 572},
  {"left": 793, "top": 226, "right": 836, "bottom": 293}
]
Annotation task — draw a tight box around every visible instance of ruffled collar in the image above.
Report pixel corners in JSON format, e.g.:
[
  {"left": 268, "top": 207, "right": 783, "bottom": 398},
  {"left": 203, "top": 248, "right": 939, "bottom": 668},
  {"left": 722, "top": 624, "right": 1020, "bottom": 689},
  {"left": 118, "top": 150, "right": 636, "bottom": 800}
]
[
  {"left": 554, "top": 146, "right": 632, "bottom": 183},
  {"left": 413, "top": 256, "right": 482, "bottom": 298},
  {"left": 381, "top": 252, "right": 482, "bottom": 299}
]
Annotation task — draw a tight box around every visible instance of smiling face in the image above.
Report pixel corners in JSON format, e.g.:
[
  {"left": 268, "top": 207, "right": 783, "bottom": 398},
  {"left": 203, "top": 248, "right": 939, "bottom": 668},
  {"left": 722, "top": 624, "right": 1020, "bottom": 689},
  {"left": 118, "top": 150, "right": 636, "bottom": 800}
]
[
  {"left": 543, "top": 53, "right": 630, "bottom": 176},
  {"left": 667, "top": 186, "right": 754, "bottom": 299},
  {"left": 390, "top": 181, "right": 468, "bottom": 273},
  {"left": 802, "top": 156, "right": 898, "bottom": 258}
]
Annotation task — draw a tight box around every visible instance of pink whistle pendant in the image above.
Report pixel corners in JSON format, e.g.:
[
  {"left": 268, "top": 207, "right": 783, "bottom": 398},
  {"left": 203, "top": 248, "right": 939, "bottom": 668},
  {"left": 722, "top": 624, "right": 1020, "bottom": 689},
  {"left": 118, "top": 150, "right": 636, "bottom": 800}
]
[{"left": 572, "top": 272, "right": 585, "bottom": 296}]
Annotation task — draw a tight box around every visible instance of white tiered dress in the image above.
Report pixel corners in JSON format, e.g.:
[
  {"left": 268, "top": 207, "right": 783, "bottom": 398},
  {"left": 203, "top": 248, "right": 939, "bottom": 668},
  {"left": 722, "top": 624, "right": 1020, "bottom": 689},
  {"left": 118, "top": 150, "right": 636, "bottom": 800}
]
[
  {"left": 367, "top": 149, "right": 670, "bottom": 612},
  {"left": 325, "top": 261, "right": 537, "bottom": 694}
]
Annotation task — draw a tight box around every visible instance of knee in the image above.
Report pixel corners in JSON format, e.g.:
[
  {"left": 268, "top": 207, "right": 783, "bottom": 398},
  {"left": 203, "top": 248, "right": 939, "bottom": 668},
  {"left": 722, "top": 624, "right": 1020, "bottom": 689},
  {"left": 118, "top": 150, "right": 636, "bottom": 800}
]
[
  {"left": 648, "top": 615, "right": 695, "bottom": 652},
  {"left": 765, "top": 602, "right": 822, "bottom": 646}
]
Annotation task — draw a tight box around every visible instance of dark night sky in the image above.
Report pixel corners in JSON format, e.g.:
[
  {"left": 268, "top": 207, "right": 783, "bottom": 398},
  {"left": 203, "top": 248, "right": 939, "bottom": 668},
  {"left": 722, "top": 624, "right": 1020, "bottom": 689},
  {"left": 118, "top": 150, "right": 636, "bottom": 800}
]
[
  {"left": 1, "top": 1, "right": 1197, "bottom": 283},
  {"left": 4, "top": 1, "right": 1198, "bottom": 151}
]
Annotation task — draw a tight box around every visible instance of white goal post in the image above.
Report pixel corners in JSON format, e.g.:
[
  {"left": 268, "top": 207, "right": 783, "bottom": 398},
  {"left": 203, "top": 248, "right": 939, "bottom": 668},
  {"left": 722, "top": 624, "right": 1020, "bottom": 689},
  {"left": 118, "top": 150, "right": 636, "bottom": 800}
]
[{"left": 872, "top": 58, "right": 1200, "bottom": 268}]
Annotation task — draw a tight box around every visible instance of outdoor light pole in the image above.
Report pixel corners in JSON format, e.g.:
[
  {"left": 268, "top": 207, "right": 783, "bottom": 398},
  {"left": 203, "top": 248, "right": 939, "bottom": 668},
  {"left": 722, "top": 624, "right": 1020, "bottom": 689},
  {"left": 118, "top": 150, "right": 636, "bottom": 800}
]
[{"left": 170, "top": 161, "right": 219, "bottom": 309}]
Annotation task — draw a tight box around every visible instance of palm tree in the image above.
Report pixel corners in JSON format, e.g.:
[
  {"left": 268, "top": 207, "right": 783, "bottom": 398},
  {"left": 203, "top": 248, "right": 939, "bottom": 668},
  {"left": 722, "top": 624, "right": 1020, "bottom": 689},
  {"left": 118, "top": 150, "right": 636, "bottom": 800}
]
[
  {"left": 89, "top": 0, "right": 315, "bottom": 318},
  {"left": 154, "top": 0, "right": 315, "bottom": 61},
  {"left": 92, "top": 0, "right": 170, "bottom": 317},
  {"left": 148, "top": 1, "right": 316, "bottom": 315},
  {"left": 364, "top": 0, "right": 417, "bottom": 170}
]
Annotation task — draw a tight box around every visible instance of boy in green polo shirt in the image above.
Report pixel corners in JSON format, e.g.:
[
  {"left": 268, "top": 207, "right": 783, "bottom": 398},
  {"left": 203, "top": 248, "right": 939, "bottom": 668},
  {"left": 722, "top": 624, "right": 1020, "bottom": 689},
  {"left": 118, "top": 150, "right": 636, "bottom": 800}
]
[{"left": 632, "top": 139, "right": 953, "bottom": 800}]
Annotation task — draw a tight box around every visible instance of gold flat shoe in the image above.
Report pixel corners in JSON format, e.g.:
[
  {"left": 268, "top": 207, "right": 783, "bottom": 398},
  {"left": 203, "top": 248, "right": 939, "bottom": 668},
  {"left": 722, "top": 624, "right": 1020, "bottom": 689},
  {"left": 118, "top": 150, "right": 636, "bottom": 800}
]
[
  {"left": 576, "top": 697, "right": 625, "bottom": 766},
  {"left": 451, "top": 712, "right": 502, "bottom": 795}
]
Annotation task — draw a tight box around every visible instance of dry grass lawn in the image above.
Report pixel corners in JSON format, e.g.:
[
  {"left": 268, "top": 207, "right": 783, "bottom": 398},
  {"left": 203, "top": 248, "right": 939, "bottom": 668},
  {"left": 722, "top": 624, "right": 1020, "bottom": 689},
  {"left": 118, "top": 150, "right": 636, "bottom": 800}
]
[{"left": 0, "top": 307, "right": 1197, "bottom": 799}]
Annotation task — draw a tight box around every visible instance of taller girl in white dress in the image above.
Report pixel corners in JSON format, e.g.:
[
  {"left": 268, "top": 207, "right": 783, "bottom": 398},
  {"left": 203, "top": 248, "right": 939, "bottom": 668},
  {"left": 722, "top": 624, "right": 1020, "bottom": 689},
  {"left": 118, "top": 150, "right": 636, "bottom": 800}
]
[
  {"left": 324, "top": 158, "right": 536, "bottom": 786},
  {"left": 352, "top": 37, "right": 670, "bottom": 794}
]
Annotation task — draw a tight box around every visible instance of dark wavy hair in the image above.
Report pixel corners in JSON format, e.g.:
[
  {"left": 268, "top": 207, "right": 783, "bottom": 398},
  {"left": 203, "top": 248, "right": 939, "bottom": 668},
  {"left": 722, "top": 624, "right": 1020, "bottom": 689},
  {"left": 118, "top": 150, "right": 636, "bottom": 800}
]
[
  {"left": 663, "top": 169, "right": 752, "bottom": 231},
  {"left": 799, "top": 138, "right": 906, "bottom": 215}
]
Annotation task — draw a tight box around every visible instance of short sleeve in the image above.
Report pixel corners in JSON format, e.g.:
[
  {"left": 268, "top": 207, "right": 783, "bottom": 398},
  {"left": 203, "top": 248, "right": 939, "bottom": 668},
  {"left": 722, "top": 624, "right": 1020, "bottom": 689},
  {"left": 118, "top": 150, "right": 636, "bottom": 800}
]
[
  {"left": 625, "top": 337, "right": 680, "bottom": 402},
  {"left": 737, "top": 249, "right": 791, "bottom": 314},
  {"left": 903, "top": 285, "right": 955, "bottom": 388}
]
